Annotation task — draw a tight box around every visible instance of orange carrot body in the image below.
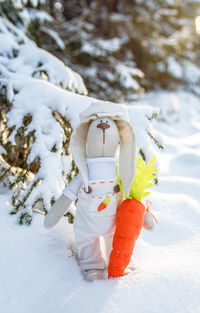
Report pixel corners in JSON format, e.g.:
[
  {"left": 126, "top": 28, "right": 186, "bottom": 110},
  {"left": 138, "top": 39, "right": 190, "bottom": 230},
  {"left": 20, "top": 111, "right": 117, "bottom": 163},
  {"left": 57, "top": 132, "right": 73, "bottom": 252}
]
[
  {"left": 108, "top": 198, "right": 145, "bottom": 278},
  {"left": 98, "top": 203, "right": 106, "bottom": 212}
]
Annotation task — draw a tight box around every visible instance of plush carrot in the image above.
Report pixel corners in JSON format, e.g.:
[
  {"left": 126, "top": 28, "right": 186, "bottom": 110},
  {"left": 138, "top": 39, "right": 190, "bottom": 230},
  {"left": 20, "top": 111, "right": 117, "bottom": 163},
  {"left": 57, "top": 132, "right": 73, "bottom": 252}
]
[
  {"left": 108, "top": 155, "right": 158, "bottom": 278},
  {"left": 98, "top": 197, "right": 111, "bottom": 212}
]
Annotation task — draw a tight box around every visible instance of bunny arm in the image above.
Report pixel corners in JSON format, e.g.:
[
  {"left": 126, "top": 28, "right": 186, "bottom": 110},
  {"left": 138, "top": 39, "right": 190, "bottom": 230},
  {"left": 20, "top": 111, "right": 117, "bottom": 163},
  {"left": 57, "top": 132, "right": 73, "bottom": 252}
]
[
  {"left": 44, "top": 194, "right": 72, "bottom": 229},
  {"left": 44, "top": 175, "right": 82, "bottom": 229},
  {"left": 143, "top": 210, "right": 157, "bottom": 231}
]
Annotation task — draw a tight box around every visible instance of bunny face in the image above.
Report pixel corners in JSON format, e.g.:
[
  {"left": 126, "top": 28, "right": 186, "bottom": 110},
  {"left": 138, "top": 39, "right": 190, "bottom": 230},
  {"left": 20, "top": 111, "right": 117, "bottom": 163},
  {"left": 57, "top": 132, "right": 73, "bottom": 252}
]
[
  {"left": 86, "top": 117, "right": 120, "bottom": 158},
  {"left": 70, "top": 102, "right": 136, "bottom": 195}
]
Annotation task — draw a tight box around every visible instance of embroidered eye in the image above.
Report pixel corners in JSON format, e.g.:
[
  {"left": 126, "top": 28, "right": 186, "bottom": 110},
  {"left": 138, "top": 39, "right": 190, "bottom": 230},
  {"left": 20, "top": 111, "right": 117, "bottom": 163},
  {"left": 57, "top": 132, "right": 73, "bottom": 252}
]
[
  {"left": 100, "top": 120, "right": 103, "bottom": 123},
  {"left": 106, "top": 120, "right": 108, "bottom": 123}
]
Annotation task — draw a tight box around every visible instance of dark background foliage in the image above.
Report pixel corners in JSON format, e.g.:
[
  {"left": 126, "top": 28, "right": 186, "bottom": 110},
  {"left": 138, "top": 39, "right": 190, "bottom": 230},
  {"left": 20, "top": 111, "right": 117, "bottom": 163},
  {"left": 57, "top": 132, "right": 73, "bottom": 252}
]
[{"left": 38, "top": 0, "right": 200, "bottom": 101}]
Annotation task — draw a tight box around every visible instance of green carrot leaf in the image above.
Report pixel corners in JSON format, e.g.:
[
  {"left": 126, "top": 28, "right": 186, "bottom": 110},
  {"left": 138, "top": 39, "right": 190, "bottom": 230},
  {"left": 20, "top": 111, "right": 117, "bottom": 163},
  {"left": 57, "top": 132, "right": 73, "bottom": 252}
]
[{"left": 117, "top": 150, "right": 158, "bottom": 201}]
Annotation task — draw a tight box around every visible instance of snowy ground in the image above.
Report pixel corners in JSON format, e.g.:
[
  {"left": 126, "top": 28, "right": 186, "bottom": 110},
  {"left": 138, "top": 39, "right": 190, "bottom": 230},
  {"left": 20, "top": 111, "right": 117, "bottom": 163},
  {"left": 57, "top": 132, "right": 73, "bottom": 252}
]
[{"left": 0, "top": 91, "right": 200, "bottom": 313}]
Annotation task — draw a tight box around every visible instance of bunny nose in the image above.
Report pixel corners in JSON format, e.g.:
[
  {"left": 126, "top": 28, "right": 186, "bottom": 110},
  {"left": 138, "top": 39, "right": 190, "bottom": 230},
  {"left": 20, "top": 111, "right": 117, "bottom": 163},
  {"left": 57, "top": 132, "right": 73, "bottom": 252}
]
[
  {"left": 97, "top": 122, "right": 110, "bottom": 130},
  {"left": 97, "top": 122, "right": 110, "bottom": 144}
]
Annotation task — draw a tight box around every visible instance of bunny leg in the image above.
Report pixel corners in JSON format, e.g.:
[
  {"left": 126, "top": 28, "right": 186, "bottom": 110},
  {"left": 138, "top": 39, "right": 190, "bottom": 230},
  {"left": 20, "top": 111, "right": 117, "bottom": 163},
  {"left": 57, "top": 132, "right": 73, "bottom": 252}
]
[{"left": 75, "top": 232, "right": 106, "bottom": 271}]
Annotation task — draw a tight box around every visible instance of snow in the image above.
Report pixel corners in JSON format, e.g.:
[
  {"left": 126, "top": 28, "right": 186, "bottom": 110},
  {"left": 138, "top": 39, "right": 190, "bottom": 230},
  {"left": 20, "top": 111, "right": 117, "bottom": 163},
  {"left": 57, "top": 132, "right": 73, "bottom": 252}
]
[
  {"left": 2, "top": 77, "right": 158, "bottom": 218},
  {"left": 40, "top": 26, "right": 65, "bottom": 50},
  {"left": 81, "top": 38, "right": 127, "bottom": 56},
  {"left": 28, "top": 9, "right": 53, "bottom": 23},
  {"left": 81, "top": 42, "right": 106, "bottom": 57},
  {"left": 3, "top": 42, "right": 87, "bottom": 94},
  {"left": 0, "top": 91, "right": 200, "bottom": 313},
  {"left": 167, "top": 56, "right": 183, "bottom": 79},
  {"left": 116, "top": 63, "right": 145, "bottom": 92},
  {"left": 0, "top": 16, "right": 87, "bottom": 94},
  {"left": 97, "top": 38, "right": 125, "bottom": 52},
  {"left": 184, "top": 61, "right": 200, "bottom": 85}
]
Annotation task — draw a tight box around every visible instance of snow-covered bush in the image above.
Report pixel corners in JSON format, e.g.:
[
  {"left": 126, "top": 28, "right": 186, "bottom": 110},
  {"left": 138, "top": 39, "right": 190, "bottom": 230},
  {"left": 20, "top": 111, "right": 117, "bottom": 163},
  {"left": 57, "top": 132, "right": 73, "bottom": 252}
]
[
  {"left": 0, "top": 10, "right": 87, "bottom": 224},
  {"left": 0, "top": 0, "right": 66, "bottom": 49},
  {"left": 0, "top": 2, "right": 163, "bottom": 225},
  {"left": 0, "top": 77, "right": 162, "bottom": 225},
  {"left": 0, "top": 0, "right": 51, "bottom": 30}
]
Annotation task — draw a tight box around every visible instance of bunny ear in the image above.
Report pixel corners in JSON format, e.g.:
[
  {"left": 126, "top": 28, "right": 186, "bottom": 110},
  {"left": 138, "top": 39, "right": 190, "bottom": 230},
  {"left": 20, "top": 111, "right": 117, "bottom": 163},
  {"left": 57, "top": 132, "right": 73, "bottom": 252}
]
[
  {"left": 116, "top": 119, "right": 137, "bottom": 196},
  {"left": 70, "top": 121, "right": 90, "bottom": 191}
]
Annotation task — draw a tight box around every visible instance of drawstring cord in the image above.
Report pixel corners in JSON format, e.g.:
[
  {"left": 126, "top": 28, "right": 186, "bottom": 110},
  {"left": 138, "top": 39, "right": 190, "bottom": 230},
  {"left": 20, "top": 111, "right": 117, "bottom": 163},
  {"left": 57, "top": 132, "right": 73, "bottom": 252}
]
[{"left": 146, "top": 200, "right": 158, "bottom": 224}]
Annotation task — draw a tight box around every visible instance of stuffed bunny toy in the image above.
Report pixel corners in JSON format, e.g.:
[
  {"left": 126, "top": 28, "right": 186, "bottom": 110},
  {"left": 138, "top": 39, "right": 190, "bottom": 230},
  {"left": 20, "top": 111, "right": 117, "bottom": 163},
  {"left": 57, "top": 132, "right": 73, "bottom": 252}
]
[{"left": 44, "top": 101, "right": 156, "bottom": 281}]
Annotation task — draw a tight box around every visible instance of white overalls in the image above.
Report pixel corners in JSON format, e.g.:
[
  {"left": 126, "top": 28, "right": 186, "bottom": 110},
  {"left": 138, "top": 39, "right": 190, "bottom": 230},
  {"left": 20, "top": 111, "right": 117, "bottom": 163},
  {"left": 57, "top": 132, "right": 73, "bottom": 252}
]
[{"left": 63, "top": 157, "right": 122, "bottom": 270}]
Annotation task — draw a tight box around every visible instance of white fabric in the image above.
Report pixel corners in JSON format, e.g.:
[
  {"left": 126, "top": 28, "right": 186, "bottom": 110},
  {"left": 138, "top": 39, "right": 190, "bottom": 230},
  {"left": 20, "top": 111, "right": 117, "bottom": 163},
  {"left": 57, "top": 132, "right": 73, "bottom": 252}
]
[
  {"left": 62, "top": 157, "right": 117, "bottom": 201},
  {"left": 86, "top": 118, "right": 119, "bottom": 158},
  {"left": 79, "top": 101, "right": 129, "bottom": 123},
  {"left": 65, "top": 101, "right": 137, "bottom": 271},
  {"left": 87, "top": 157, "right": 117, "bottom": 180},
  {"left": 116, "top": 119, "right": 136, "bottom": 195},
  {"left": 63, "top": 157, "right": 121, "bottom": 271},
  {"left": 143, "top": 211, "right": 157, "bottom": 231},
  {"left": 74, "top": 179, "right": 122, "bottom": 270},
  {"left": 44, "top": 194, "right": 72, "bottom": 229},
  {"left": 70, "top": 121, "right": 90, "bottom": 191},
  {"left": 62, "top": 174, "right": 82, "bottom": 202},
  {"left": 83, "top": 269, "right": 106, "bottom": 282}
]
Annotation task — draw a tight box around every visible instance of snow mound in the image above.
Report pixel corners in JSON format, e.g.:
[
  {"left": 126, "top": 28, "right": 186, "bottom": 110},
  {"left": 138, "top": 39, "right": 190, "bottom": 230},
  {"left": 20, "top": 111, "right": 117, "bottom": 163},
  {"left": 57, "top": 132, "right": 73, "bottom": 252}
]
[{"left": 0, "top": 91, "right": 200, "bottom": 313}]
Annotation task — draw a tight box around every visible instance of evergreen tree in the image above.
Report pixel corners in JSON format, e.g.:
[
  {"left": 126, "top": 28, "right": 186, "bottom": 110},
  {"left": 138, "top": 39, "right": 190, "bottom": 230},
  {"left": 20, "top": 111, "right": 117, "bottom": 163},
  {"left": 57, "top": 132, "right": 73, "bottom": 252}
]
[
  {"left": 44, "top": 0, "right": 200, "bottom": 101},
  {"left": 0, "top": 0, "right": 164, "bottom": 224},
  {"left": 0, "top": 0, "right": 87, "bottom": 224}
]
